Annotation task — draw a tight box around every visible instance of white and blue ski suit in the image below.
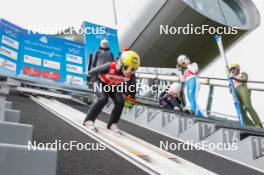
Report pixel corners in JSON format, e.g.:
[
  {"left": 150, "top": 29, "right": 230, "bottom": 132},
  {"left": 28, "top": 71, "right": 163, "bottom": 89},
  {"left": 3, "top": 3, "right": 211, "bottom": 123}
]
[{"left": 177, "top": 63, "right": 204, "bottom": 117}]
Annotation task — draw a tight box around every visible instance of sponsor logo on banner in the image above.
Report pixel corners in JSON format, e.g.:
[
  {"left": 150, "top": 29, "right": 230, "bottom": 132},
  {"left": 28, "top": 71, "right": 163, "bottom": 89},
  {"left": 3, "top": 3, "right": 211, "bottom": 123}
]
[
  {"left": 0, "top": 57, "right": 16, "bottom": 71},
  {"left": 4, "top": 29, "right": 18, "bottom": 39},
  {"left": 43, "top": 59, "right": 60, "bottom": 70},
  {"left": 39, "top": 36, "right": 48, "bottom": 44},
  {"left": 66, "top": 75, "right": 84, "bottom": 85},
  {"left": 68, "top": 47, "right": 81, "bottom": 55},
  {"left": 66, "top": 64, "right": 83, "bottom": 74},
  {"left": 66, "top": 54, "right": 82, "bottom": 64},
  {"left": 22, "top": 66, "right": 41, "bottom": 77},
  {"left": 0, "top": 46, "right": 18, "bottom": 60},
  {"left": 24, "top": 55, "right": 42, "bottom": 66},
  {"left": 42, "top": 70, "right": 60, "bottom": 80},
  {"left": 2, "top": 35, "right": 19, "bottom": 50}
]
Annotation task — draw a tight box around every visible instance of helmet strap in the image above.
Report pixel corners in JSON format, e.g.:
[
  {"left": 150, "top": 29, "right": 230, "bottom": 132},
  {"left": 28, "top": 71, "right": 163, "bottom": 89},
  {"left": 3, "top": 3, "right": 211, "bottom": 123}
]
[{"left": 116, "top": 59, "right": 122, "bottom": 71}]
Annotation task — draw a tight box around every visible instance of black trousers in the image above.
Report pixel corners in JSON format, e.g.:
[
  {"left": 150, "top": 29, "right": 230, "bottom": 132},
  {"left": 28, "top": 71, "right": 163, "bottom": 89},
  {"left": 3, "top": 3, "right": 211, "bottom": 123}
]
[
  {"left": 162, "top": 98, "right": 182, "bottom": 110},
  {"left": 84, "top": 83, "right": 125, "bottom": 126}
]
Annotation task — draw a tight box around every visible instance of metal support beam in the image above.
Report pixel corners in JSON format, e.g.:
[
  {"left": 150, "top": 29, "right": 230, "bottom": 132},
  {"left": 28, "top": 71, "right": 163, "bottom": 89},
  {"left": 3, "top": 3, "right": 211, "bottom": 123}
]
[{"left": 206, "top": 85, "right": 215, "bottom": 116}]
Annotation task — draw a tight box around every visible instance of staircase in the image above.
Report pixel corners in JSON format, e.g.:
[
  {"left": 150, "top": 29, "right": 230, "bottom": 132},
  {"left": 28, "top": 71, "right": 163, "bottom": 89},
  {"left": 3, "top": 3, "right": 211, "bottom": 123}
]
[{"left": 0, "top": 81, "right": 57, "bottom": 175}]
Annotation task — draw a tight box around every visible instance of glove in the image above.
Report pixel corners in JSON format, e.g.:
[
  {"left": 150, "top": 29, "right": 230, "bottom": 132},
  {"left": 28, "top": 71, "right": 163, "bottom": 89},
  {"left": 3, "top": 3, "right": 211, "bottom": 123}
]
[
  {"left": 87, "top": 81, "right": 94, "bottom": 89},
  {"left": 174, "top": 106, "right": 181, "bottom": 111},
  {"left": 85, "top": 72, "right": 96, "bottom": 88},
  {"left": 176, "top": 64, "right": 182, "bottom": 71},
  {"left": 187, "top": 63, "right": 199, "bottom": 74},
  {"left": 85, "top": 72, "right": 91, "bottom": 82},
  {"left": 124, "top": 95, "right": 135, "bottom": 109},
  {"left": 228, "top": 74, "right": 234, "bottom": 79}
]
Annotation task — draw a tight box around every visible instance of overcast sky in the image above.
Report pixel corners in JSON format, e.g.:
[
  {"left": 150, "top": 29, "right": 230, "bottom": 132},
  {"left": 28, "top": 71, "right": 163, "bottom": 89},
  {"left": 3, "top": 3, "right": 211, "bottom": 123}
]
[{"left": 1, "top": 0, "right": 137, "bottom": 33}]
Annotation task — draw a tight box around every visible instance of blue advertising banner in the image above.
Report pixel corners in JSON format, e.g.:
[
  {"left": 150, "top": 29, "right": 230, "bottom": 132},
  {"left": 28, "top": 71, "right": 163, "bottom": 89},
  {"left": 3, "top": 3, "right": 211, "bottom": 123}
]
[
  {"left": 64, "top": 41, "right": 86, "bottom": 86},
  {"left": 0, "top": 19, "right": 119, "bottom": 87},
  {"left": 0, "top": 19, "right": 26, "bottom": 76},
  {"left": 83, "top": 21, "right": 120, "bottom": 69},
  {"left": 0, "top": 18, "right": 87, "bottom": 87},
  {"left": 18, "top": 33, "right": 65, "bottom": 83}
]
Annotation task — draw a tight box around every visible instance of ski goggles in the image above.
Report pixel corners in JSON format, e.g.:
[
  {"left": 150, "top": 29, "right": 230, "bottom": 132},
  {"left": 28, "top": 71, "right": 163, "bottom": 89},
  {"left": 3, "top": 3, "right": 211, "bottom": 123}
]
[
  {"left": 123, "top": 65, "right": 137, "bottom": 72},
  {"left": 230, "top": 67, "right": 239, "bottom": 72}
]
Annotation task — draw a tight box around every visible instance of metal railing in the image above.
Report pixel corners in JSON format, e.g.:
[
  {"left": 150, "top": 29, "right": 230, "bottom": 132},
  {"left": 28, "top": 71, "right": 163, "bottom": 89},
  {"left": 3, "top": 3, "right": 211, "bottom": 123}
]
[
  {"left": 2, "top": 73, "right": 264, "bottom": 135},
  {"left": 135, "top": 72, "right": 264, "bottom": 122},
  {"left": 136, "top": 72, "right": 264, "bottom": 91},
  {"left": 3, "top": 71, "right": 264, "bottom": 125}
]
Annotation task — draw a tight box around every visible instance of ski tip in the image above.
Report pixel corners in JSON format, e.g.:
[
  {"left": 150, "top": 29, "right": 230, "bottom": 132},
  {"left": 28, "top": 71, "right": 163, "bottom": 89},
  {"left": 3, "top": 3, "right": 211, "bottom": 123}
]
[
  {"left": 138, "top": 154, "right": 149, "bottom": 161},
  {"left": 168, "top": 157, "right": 178, "bottom": 160},
  {"left": 130, "top": 150, "right": 148, "bottom": 159},
  {"left": 214, "top": 35, "right": 221, "bottom": 41}
]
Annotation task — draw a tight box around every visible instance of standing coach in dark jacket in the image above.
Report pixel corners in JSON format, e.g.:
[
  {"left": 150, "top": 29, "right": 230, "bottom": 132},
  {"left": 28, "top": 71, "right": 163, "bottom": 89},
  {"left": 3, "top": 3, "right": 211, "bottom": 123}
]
[{"left": 92, "top": 39, "right": 114, "bottom": 68}]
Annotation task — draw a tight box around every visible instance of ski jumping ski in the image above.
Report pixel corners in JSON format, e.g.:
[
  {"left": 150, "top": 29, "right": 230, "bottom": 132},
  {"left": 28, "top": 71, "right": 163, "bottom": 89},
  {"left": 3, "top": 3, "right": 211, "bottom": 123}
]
[{"left": 214, "top": 35, "right": 244, "bottom": 125}]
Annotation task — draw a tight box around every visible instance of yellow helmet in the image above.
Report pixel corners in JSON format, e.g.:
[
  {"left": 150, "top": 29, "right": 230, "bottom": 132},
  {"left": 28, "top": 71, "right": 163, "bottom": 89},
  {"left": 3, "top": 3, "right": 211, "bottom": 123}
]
[
  {"left": 120, "top": 51, "right": 140, "bottom": 69},
  {"left": 229, "top": 63, "right": 240, "bottom": 71}
]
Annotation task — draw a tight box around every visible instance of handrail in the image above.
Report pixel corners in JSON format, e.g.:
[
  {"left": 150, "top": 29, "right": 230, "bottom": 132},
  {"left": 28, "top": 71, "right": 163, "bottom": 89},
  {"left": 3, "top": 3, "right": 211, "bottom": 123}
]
[
  {"left": 3, "top": 73, "right": 264, "bottom": 136},
  {"left": 136, "top": 71, "right": 264, "bottom": 83},
  {"left": 135, "top": 72, "right": 264, "bottom": 127},
  {"left": 135, "top": 72, "right": 264, "bottom": 91}
]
